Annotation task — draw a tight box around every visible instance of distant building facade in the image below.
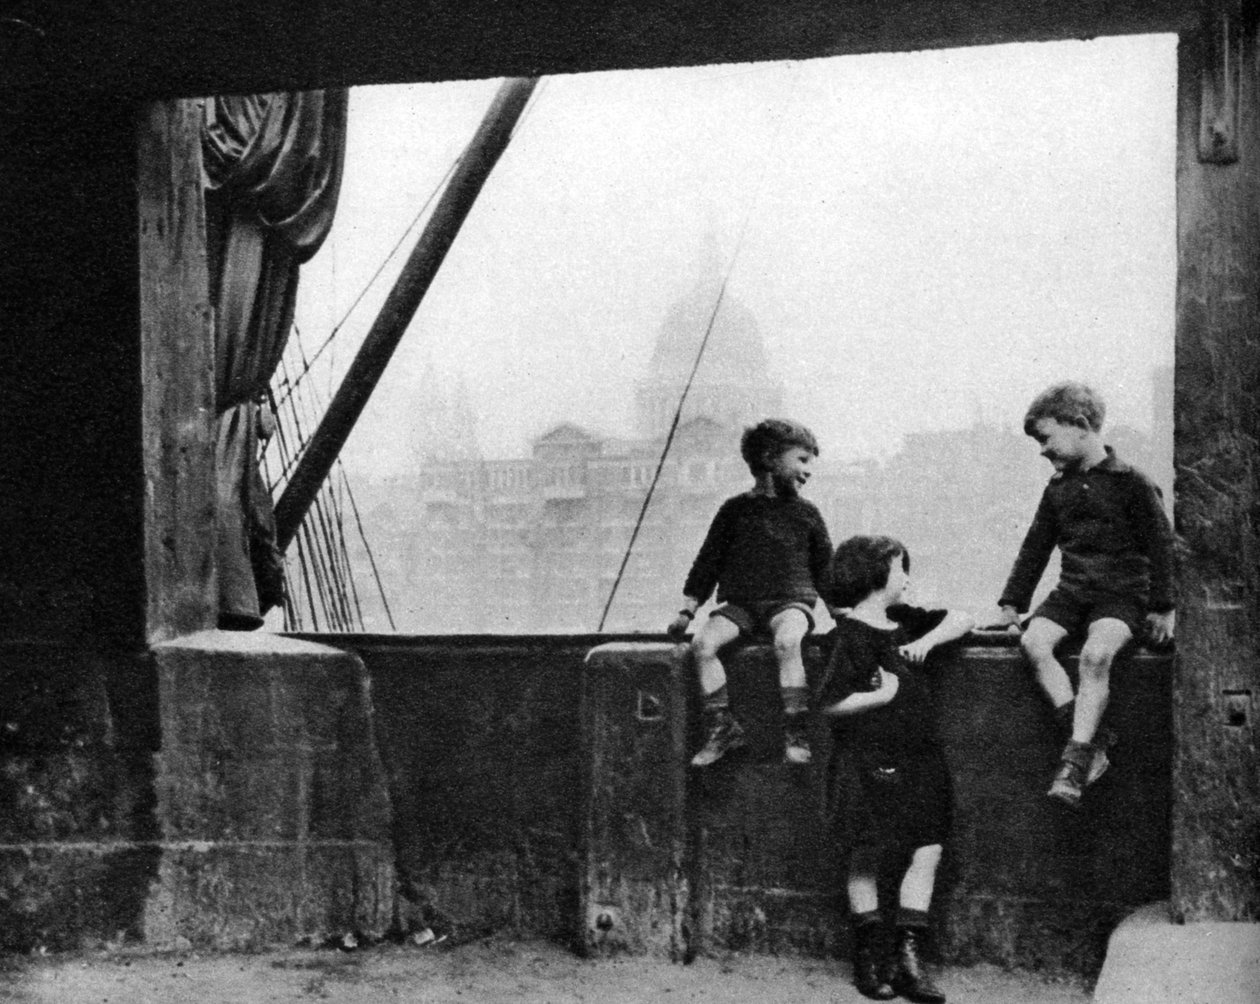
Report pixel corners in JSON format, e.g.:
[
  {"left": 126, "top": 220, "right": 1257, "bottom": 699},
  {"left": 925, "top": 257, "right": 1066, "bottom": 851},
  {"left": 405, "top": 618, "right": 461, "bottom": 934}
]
[
  {"left": 351, "top": 278, "right": 837, "bottom": 632},
  {"left": 348, "top": 281, "right": 1164, "bottom": 634}
]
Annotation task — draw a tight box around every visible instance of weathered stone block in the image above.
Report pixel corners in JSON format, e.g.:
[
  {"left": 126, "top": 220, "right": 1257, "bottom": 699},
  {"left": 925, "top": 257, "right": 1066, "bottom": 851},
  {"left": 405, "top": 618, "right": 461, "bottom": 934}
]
[
  {"left": 0, "top": 643, "right": 161, "bottom": 949},
  {"left": 142, "top": 841, "right": 394, "bottom": 948},
  {"left": 0, "top": 844, "right": 161, "bottom": 951},
  {"left": 580, "top": 642, "right": 688, "bottom": 959},
  {"left": 148, "top": 631, "right": 395, "bottom": 947},
  {"left": 340, "top": 637, "right": 590, "bottom": 944}
]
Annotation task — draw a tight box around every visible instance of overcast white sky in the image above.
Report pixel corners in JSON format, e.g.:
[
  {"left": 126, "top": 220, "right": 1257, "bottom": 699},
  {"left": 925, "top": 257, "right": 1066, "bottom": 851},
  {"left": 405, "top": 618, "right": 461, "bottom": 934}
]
[{"left": 291, "top": 33, "right": 1178, "bottom": 475}]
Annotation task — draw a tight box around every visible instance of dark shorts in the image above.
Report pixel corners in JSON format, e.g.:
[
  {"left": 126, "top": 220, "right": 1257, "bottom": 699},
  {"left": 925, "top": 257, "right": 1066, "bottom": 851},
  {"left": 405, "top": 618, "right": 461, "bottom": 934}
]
[
  {"left": 1032, "top": 585, "right": 1144, "bottom": 638},
  {"left": 712, "top": 600, "right": 815, "bottom": 637}
]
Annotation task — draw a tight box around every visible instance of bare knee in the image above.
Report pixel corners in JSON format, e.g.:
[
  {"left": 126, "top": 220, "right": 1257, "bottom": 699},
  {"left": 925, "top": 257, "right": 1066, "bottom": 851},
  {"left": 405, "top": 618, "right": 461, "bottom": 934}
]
[
  {"left": 769, "top": 612, "right": 808, "bottom": 661},
  {"left": 1021, "top": 628, "right": 1058, "bottom": 665},
  {"left": 772, "top": 630, "right": 805, "bottom": 661},
  {"left": 1078, "top": 642, "right": 1116, "bottom": 683},
  {"left": 692, "top": 632, "right": 723, "bottom": 662},
  {"left": 1079, "top": 621, "right": 1130, "bottom": 683}
]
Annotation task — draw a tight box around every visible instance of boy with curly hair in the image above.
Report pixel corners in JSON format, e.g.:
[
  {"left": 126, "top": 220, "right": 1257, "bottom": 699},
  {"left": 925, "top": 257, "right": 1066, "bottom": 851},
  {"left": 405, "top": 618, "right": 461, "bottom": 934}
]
[
  {"left": 994, "top": 381, "right": 1176, "bottom": 809},
  {"left": 666, "top": 418, "right": 833, "bottom": 767}
]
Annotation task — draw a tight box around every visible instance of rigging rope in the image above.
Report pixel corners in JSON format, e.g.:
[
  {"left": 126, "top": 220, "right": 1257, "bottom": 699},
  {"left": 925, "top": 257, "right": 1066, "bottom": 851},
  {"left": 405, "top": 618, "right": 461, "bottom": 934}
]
[
  {"left": 341, "top": 465, "right": 398, "bottom": 631},
  {"left": 595, "top": 66, "right": 801, "bottom": 633},
  {"left": 594, "top": 262, "right": 738, "bottom": 633},
  {"left": 268, "top": 324, "right": 399, "bottom": 632},
  {"left": 281, "top": 75, "right": 548, "bottom": 409},
  {"left": 276, "top": 154, "right": 461, "bottom": 408},
  {"left": 271, "top": 79, "right": 555, "bottom": 632}
]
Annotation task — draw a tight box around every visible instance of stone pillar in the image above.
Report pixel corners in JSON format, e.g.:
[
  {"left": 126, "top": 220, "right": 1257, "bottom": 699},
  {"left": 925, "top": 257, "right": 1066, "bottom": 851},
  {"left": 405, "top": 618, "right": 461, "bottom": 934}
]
[
  {"left": 1172, "top": 5, "right": 1260, "bottom": 921},
  {"left": 0, "top": 94, "right": 218, "bottom": 947},
  {"left": 580, "top": 642, "right": 690, "bottom": 958},
  {"left": 137, "top": 99, "right": 218, "bottom": 643},
  {"left": 0, "top": 95, "right": 396, "bottom": 949},
  {"left": 0, "top": 96, "right": 216, "bottom": 648}
]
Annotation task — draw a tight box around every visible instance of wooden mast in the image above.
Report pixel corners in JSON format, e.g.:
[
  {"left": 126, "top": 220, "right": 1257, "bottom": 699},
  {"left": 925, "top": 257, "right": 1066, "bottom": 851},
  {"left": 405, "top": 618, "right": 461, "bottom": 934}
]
[{"left": 273, "top": 76, "right": 538, "bottom": 556}]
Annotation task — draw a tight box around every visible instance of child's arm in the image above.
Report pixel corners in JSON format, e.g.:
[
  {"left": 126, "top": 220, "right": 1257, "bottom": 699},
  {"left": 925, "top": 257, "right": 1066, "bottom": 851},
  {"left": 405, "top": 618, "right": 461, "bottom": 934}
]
[
  {"left": 821, "top": 668, "right": 899, "bottom": 717},
  {"left": 808, "top": 507, "right": 834, "bottom": 602},
  {"left": 1130, "top": 474, "right": 1177, "bottom": 644},
  {"left": 665, "top": 501, "right": 733, "bottom": 637},
  {"left": 898, "top": 610, "right": 975, "bottom": 663},
  {"left": 997, "top": 488, "right": 1059, "bottom": 621},
  {"left": 666, "top": 597, "right": 701, "bottom": 640}
]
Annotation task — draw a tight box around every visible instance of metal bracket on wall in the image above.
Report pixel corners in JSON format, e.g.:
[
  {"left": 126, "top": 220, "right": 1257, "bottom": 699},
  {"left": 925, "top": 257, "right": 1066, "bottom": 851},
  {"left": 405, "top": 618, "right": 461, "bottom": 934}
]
[
  {"left": 1198, "top": 5, "right": 1246, "bottom": 164},
  {"left": 636, "top": 689, "right": 664, "bottom": 722},
  {"left": 1222, "top": 688, "right": 1252, "bottom": 727}
]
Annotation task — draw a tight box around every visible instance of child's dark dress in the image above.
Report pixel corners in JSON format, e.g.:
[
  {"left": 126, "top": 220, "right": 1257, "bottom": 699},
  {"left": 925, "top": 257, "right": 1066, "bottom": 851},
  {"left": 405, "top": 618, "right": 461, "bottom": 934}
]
[{"left": 818, "top": 604, "right": 951, "bottom": 852}]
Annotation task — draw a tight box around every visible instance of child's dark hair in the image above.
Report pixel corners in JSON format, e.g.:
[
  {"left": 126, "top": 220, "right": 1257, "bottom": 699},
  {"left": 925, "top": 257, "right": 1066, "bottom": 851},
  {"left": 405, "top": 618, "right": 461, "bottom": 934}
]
[
  {"left": 739, "top": 418, "right": 820, "bottom": 474},
  {"left": 1023, "top": 381, "right": 1106, "bottom": 435},
  {"left": 831, "top": 535, "right": 909, "bottom": 608}
]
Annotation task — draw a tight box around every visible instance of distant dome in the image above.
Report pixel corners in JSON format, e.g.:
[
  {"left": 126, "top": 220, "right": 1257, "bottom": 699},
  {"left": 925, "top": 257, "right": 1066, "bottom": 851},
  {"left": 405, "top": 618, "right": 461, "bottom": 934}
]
[
  {"left": 648, "top": 280, "right": 770, "bottom": 380},
  {"left": 636, "top": 277, "right": 783, "bottom": 439}
]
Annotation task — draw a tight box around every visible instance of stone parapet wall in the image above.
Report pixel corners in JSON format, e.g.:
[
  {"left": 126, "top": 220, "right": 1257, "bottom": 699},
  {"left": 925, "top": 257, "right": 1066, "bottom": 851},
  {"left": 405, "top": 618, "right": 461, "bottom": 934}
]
[
  {"left": 0, "top": 630, "right": 1169, "bottom": 970},
  {"left": 584, "top": 639, "right": 1170, "bottom": 975},
  {"left": 332, "top": 633, "right": 1170, "bottom": 976}
]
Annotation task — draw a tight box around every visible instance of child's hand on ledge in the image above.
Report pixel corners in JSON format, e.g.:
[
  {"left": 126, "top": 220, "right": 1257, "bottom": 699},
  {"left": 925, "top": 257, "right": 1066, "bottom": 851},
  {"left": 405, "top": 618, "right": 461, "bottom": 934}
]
[
  {"left": 666, "top": 612, "right": 693, "bottom": 641},
  {"left": 1145, "top": 609, "right": 1175, "bottom": 646},
  {"left": 979, "top": 606, "right": 1022, "bottom": 632},
  {"left": 898, "top": 638, "right": 934, "bottom": 664}
]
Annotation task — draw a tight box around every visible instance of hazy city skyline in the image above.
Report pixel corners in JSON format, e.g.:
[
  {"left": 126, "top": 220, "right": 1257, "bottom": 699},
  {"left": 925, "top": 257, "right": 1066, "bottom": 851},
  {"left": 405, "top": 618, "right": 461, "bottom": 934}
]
[
  {"left": 291, "top": 33, "right": 1177, "bottom": 476},
  {"left": 271, "top": 33, "right": 1179, "bottom": 632}
]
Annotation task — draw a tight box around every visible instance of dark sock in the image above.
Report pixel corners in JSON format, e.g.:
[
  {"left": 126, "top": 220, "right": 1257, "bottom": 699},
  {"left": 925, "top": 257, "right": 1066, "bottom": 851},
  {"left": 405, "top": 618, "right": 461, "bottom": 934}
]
[
  {"left": 781, "top": 685, "right": 809, "bottom": 716},
  {"left": 853, "top": 909, "right": 882, "bottom": 930},
  {"left": 895, "top": 907, "right": 931, "bottom": 929},
  {"left": 1061, "top": 739, "right": 1093, "bottom": 767},
  {"left": 703, "top": 684, "right": 730, "bottom": 714},
  {"left": 1054, "top": 700, "right": 1075, "bottom": 740}
]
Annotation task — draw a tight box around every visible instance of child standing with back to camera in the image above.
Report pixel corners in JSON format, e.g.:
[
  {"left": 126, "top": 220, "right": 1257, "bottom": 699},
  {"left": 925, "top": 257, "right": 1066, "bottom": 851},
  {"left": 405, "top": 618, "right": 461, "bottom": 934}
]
[
  {"left": 819, "top": 535, "right": 973, "bottom": 1002},
  {"left": 666, "top": 418, "right": 833, "bottom": 767}
]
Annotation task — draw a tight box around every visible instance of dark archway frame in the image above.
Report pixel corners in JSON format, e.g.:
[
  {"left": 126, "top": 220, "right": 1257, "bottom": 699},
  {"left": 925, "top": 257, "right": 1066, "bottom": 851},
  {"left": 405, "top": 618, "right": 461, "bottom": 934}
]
[{"left": 1, "top": 0, "right": 1254, "bottom": 924}]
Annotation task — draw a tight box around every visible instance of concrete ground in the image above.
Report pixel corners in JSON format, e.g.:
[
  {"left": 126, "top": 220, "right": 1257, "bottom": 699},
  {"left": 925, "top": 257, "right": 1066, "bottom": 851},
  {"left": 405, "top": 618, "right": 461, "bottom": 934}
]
[
  {"left": 0, "top": 936, "right": 1091, "bottom": 1004},
  {"left": 1093, "top": 903, "right": 1260, "bottom": 1004}
]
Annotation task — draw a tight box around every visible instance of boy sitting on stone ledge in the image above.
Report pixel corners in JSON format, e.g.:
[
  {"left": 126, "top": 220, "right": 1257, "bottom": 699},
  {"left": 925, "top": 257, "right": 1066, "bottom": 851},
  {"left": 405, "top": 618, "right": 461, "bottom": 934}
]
[
  {"left": 991, "top": 381, "right": 1176, "bottom": 810},
  {"left": 666, "top": 418, "right": 833, "bottom": 767}
]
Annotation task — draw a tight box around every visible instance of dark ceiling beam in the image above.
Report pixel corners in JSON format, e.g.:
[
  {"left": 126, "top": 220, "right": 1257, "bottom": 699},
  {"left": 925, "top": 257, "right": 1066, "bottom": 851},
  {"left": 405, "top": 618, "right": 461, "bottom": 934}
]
[{"left": 5, "top": 0, "right": 1197, "bottom": 101}]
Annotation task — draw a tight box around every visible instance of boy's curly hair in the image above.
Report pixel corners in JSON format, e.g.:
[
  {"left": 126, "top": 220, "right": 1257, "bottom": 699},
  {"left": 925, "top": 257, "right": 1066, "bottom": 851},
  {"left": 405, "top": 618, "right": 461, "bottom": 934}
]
[
  {"left": 739, "top": 418, "right": 819, "bottom": 474},
  {"left": 831, "top": 535, "right": 909, "bottom": 608},
  {"left": 1023, "top": 381, "right": 1106, "bottom": 435}
]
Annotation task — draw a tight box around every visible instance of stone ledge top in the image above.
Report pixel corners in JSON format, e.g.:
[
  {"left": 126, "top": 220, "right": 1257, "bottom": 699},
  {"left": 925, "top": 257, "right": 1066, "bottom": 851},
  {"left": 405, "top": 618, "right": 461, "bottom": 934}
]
[{"left": 153, "top": 630, "right": 356, "bottom": 658}]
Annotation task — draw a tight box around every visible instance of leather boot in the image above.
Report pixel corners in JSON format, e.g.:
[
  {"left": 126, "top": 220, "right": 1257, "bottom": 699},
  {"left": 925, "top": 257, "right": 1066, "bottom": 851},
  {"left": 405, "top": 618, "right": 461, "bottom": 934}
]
[
  {"left": 689, "top": 708, "right": 747, "bottom": 767},
  {"left": 891, "top": 926, "right": 946, "bottom": 1003},
  {"left": 1047, "top": 740, "right": 1093, "bottom": 809},
  {"left": 851, "top": 921, "right": 895, "bottom": 1000}
]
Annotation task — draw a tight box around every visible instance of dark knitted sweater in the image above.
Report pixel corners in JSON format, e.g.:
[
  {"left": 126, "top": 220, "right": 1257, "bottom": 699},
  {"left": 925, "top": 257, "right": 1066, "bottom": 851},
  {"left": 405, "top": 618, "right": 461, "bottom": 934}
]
[
  {"left": 683, "top": 492, "right": 833, "bottom": 606},
  {"left": 999, "top": 448, "right": 1176, "bottom": 613}
]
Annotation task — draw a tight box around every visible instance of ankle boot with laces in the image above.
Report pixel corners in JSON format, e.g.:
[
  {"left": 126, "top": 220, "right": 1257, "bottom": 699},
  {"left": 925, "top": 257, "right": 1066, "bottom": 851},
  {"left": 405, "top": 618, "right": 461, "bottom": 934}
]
[
  {"left": 851, "top": 920, "right": 895, "bottom": 1000},
  {"left": 690, "top": 708, "right": 747, "bottom": 767},
  {"left": 891, "top": 925, "right": 946, "bottom": 1003}
]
